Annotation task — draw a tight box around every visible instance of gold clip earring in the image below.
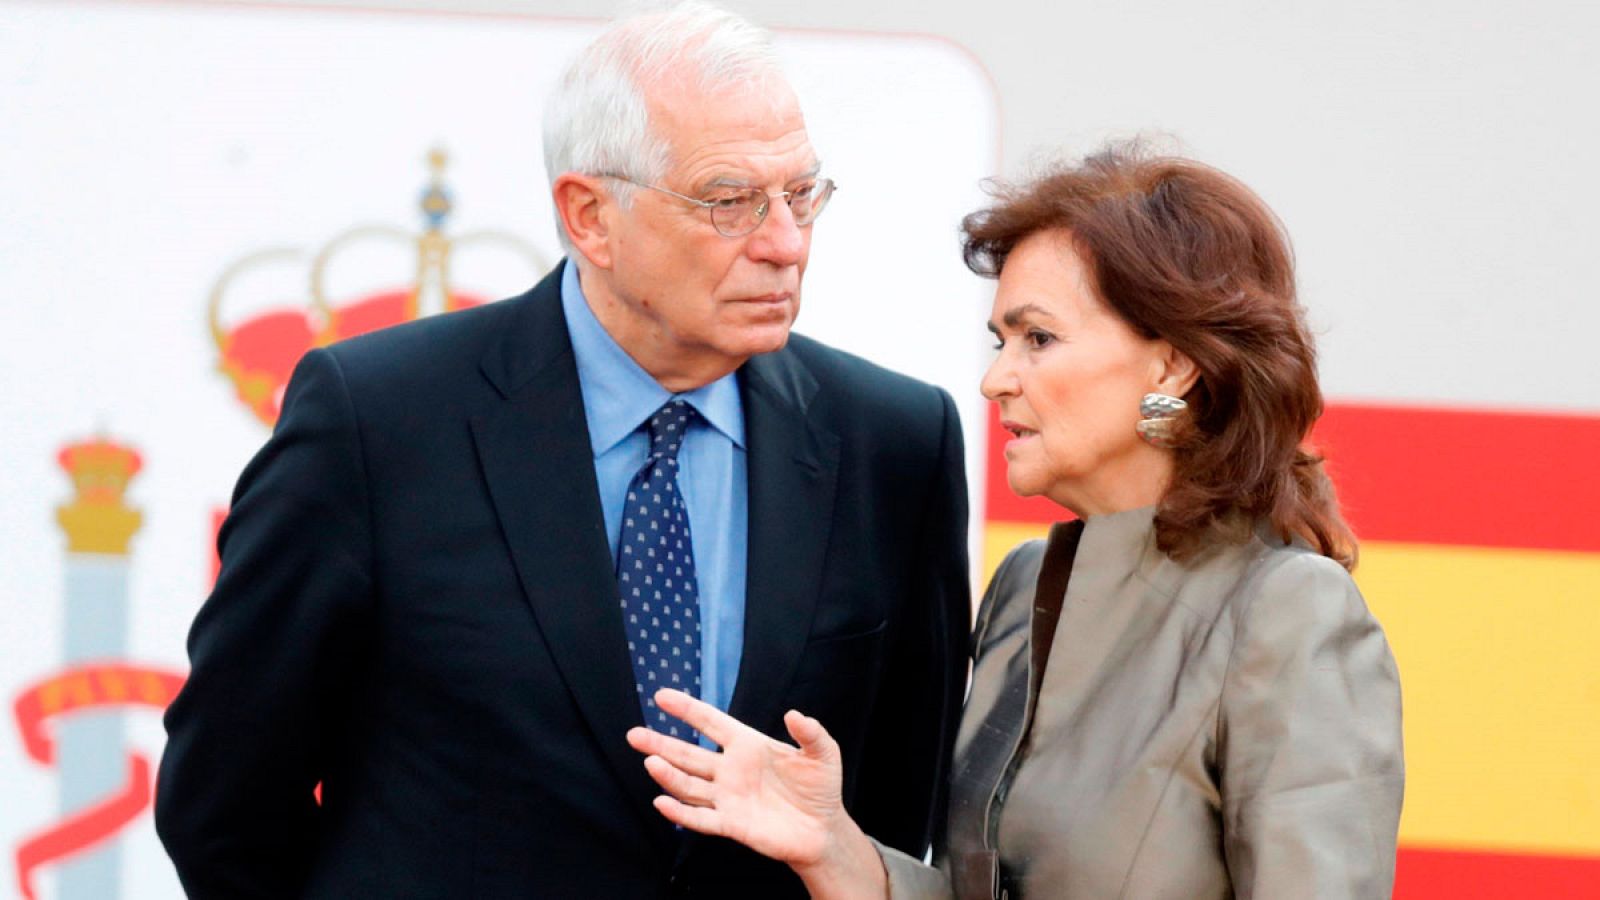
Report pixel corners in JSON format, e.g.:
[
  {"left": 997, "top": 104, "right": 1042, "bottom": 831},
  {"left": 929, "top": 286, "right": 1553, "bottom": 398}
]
[{"left": 1136, "top": 392, "right": 1188, "bottom": 448}]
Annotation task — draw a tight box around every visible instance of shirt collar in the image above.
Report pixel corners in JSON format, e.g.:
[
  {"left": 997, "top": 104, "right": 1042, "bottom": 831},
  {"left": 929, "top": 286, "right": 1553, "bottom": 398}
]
[{"left": 561, "top": 261, "right": 745, "bottom": 456}]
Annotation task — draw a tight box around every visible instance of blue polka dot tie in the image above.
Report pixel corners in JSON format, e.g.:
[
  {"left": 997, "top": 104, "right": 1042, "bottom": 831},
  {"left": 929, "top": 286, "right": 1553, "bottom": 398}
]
[{"left": 617, "top": 399, "right": 702, "bottom": 741}]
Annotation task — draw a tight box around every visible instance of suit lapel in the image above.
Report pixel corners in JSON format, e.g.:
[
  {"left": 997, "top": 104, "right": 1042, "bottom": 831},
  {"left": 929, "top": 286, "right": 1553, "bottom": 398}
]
[
  {"left": 727, "top": 349, "right": 841, "bottom": 733},
  {"left": 470, "top": 265, "right": 672, "bottom": 845}
]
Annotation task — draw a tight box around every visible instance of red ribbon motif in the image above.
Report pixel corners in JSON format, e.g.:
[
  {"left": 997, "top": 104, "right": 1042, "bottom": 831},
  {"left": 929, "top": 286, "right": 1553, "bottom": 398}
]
[{"left": 12, "top": 663, "right": 185, "bottom": 900}]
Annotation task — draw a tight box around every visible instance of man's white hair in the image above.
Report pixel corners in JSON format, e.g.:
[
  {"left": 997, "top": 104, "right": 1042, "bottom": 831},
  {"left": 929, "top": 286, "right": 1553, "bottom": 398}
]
[{"left": 542, "top": 1, "right": 784, "bottom": 247}]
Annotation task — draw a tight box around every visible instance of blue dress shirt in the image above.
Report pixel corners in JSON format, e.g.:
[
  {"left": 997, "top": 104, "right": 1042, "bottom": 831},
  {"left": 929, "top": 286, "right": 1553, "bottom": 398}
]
[{"left": 560, "top": 262, "right": 748, "bottom": 724}]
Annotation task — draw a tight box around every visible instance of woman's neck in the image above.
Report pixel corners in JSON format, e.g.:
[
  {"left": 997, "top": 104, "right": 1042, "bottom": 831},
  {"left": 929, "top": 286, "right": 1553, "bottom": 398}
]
[{"left": 1048, "top": 447, "right": 1173, "bottom": 519}]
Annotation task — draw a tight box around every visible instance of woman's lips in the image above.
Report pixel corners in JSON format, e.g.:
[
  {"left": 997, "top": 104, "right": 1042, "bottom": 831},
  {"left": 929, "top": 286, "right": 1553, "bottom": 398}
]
[{"left": 1001, "top": 419, "right": 1037, "bottom": 451}]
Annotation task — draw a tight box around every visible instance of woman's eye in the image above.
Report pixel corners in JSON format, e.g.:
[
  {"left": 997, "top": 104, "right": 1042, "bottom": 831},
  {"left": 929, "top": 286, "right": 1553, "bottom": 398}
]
[{"left": 1026, "top": 330, "right": 1055, "bottom": 349}]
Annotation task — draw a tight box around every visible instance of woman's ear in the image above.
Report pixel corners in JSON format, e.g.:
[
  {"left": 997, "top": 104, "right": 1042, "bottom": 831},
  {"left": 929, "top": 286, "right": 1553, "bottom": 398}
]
[
  {"left": 1151, "top": 341, "right": 1201, "bottom": 397},
  {"left": 551, "top": 173, "right": 613, "bottom": 269}
]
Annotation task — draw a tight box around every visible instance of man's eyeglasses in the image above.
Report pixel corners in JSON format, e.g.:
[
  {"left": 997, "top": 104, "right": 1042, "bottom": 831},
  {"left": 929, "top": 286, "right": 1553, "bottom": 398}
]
[{"left": 600, "top": 174, "right": 837, "bottom": 238}]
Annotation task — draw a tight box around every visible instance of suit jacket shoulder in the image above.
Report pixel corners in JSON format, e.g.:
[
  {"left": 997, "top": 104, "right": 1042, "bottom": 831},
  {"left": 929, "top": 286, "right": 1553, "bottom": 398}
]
[
  {"left": 780, "top": 333, "right": 950, "bottom": 421},
  {"left": 317, "top": 277, "right": 562, "bottom": 423}
]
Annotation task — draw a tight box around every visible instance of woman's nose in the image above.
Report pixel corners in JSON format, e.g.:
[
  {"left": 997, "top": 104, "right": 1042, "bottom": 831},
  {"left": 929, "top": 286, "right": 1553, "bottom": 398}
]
[{"left": 980, "top": 350, "right": 1017, "bottom": 402}]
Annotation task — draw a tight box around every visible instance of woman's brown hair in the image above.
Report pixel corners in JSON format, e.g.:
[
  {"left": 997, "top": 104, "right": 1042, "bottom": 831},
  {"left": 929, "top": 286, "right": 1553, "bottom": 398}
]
[{"left": 964, "top": 143, "right": 1356, "bottom": 568}]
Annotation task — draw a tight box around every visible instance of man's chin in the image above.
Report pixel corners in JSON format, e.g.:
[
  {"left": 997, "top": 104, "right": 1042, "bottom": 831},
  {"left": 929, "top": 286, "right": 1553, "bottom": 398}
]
[
  {"left": 737, "top": 328, "right": 792, "bottom": 358},
  {"left": 725, "top": 317, "right": 796, "bottom": 357}
]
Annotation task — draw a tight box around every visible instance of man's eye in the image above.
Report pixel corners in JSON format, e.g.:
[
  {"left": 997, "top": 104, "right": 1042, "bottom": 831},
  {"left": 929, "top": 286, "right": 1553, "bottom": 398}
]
[
  {"left": 707, "top": 193, "right": 753, "bottom": 209},
  {"left": 788, "top": 183, "right": 817, "bottom": 202}
]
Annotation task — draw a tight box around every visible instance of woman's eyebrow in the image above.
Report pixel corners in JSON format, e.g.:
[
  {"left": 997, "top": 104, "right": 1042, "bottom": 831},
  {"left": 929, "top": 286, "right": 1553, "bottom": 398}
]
[{"left": 1002, "top": 303, "right": 1057, "bottom": 327}]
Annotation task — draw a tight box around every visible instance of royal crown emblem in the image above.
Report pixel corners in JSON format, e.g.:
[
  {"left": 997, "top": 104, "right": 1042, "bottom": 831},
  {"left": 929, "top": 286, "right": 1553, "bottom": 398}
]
[
  {"left": 207, "top": 148, "right": 550, "bottom": 426},
  {"left": 55, "top": 437, "right": 144, "bottom": 554}
]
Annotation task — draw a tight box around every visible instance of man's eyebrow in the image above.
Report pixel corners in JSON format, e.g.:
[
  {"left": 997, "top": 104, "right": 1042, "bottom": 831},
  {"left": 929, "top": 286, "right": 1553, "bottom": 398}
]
[
  {"left": 1001, "top": 303, "right": 1057, "bottom": 328},
  {"left": 699, "top": 161, "right": 823, "bottom": 193}
]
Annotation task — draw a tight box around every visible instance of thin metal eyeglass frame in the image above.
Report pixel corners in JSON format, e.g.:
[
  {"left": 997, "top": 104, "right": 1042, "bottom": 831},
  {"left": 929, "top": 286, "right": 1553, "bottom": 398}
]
[{"left": 597, "top": 174, "right": 836, "bottom": 237}]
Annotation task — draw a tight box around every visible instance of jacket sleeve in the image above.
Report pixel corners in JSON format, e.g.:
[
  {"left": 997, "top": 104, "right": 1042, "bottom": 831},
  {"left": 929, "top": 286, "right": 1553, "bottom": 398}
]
[
  {"left": 873, "top": 839, "right": 957, "bottom": 900},
  {"left": 1218, "top": 551, "right": 1405, "bottom": 899},
  {"left": 155, "top": 348, "right": 376, "bottom": 898},
  {"left": 849, "top": 386, "right": 972, "bottom": 860}
]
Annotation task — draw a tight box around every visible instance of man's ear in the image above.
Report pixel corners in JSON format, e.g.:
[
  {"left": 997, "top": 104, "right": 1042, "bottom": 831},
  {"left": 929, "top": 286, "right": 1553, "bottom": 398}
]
[
  {"left": 1151, "top": 341, "right": 1201, "bottom": 398},
  {"left": 552, "top": 173, "right": 615, "bottom": 270}
]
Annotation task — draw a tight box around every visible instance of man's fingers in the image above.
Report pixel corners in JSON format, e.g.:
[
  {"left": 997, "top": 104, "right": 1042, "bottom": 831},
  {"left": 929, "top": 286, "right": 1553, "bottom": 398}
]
[
  {"left": 653, "top": 688, "right": 740, "bottom": 746},
  {"left": 783, "top": 709, "right": 839, "bottom": 763},
  {"left": 643, "top": 755, "right": 716, "bottom": 807},
  {"left": 626, "top": 726, "right": 721, "bottom": 780},
  {"left": 653, "top": 794, "right": 724, "bottom": 837}
]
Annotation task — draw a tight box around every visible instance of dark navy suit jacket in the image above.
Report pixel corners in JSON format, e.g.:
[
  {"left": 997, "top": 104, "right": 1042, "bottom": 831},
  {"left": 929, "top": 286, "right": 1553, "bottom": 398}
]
[{"left": 156, "top": 264, "right": 971, "bottom": 898}]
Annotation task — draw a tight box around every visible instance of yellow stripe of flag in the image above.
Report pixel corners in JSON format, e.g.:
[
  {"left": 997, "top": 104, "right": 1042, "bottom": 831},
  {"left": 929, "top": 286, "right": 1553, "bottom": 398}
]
[{"left": 1361, "top": 541, "right": 1600, "bottom": 856}]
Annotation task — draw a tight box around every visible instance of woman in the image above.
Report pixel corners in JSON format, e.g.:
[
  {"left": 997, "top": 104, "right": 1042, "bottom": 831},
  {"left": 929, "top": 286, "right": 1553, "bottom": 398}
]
[{"left": 626, "top": 145, "right": 1404, "bottom": 898}]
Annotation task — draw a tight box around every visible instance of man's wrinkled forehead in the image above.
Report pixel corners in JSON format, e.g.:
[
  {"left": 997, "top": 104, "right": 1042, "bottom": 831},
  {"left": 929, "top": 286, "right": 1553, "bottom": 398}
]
[
  {"left": 643, "top": 62, "right": 802, "bottom": 127},
  {"left": 645, "top": 70, "right": 815, "bottom": 174}
]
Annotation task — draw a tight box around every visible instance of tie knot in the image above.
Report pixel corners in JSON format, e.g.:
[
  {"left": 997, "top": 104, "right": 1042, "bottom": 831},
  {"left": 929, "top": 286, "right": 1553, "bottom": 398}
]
[{"left": 645, "top": 399, "right": 695, "bottom": 461}]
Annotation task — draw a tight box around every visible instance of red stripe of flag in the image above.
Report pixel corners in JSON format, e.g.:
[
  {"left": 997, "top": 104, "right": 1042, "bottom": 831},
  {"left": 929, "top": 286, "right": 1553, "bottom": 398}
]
[
  {"left": 1395, "top": 846, "right": 1600, "bottom": 899},
  {"left": 984, "top": 401, "right": 1600, "bottom": 554},
  {"left": 1315, "top": 403, "right": 1600, "bottom": 553}
]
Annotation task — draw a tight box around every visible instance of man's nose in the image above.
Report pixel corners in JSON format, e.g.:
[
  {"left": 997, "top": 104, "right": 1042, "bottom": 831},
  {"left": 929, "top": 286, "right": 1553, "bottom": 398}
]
[{"left": 744, "top": 197, "right": 805, "bottom": 266}]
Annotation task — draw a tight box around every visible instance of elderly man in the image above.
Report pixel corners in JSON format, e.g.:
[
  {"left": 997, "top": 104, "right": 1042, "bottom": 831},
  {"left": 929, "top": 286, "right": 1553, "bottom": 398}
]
[{"left": 155, "top": 3, "right": 970, "bottom": 897}]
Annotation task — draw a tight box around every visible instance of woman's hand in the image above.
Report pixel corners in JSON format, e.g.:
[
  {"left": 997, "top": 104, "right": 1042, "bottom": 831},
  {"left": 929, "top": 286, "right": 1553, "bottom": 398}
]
[
  {"left": 625, "top": 689, "right": 888, "bottom": 898},
  {"left": 626, "top": 688, "right": 844, "bottom": 866}
]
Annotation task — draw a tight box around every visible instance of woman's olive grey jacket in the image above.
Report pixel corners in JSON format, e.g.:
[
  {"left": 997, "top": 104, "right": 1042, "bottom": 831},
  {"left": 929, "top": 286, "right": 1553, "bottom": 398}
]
[{"left": 878, "top": 505, "right": 1404, "bottom": 899}]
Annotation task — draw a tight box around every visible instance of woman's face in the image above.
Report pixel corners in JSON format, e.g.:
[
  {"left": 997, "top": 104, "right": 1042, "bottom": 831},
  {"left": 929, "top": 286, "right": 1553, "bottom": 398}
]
[{"left": 981, "top": 229, "right": 1193, "bottom": 516}]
